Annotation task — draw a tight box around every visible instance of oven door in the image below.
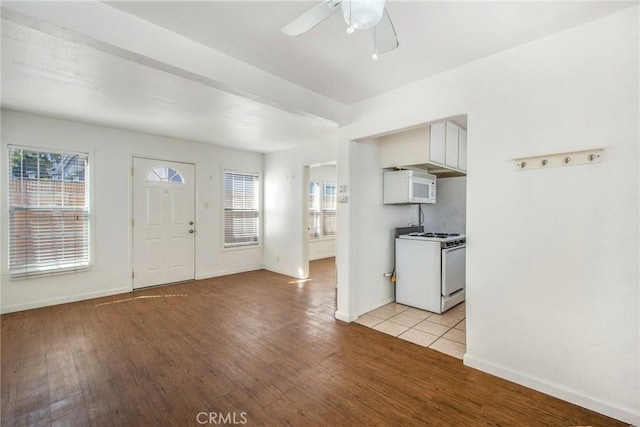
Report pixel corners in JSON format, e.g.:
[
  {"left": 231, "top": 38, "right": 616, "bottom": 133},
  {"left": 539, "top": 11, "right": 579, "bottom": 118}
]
[{"left": 442, "top": 246, "right": 466, "bottom": 296}]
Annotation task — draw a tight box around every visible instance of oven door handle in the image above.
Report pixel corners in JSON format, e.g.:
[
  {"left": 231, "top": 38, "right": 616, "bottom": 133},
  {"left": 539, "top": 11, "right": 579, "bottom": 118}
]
[{"left": 443, "top": 245, "right": 466, "bottom": 252}]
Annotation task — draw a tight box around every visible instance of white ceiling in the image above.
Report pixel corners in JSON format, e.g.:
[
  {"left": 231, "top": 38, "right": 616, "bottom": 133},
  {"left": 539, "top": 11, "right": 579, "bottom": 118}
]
[
  {"left": 1, "top": 1, "right": 636, "bottom": 153},
  {"left": 105, "top": 1, "right": 636, "bottom": 104},
  {"left": 1, "top": 17, "right": 338, "bottom": 153}
]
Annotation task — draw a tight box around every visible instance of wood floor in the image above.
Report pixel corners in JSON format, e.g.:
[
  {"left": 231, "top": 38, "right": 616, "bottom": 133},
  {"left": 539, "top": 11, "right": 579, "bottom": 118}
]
[{"left": 1, "top": 258, "right": 624, "bottom": 426}]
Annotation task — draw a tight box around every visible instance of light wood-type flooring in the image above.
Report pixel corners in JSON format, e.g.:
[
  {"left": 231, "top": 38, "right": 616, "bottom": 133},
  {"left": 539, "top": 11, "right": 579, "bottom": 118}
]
[{"left": 1, "top": 258, "right": 625, "bottom": 426}]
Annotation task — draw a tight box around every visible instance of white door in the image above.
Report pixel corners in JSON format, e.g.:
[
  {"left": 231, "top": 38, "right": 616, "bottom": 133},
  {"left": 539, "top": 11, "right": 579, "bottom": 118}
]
[{"left": 132, "top": 158, "right": 195, "bottom": 289}]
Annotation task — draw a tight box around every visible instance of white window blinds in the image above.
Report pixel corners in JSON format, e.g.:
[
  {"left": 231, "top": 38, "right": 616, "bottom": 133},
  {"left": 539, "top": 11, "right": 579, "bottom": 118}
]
[
  {"left": 322, "top": 183, "right": 337, "bottom": 236},
  {"left": 8, "top": 146, "right": 90, "bottom": 278},
  {"left": 224, "top": 170, "right": 259, "bottom": 247},
  {"left": 309, "top": 181, "right": 336, "bottom": 240},
  {"left": 308, "top": 182, "right": 321, "bottom": 239}
]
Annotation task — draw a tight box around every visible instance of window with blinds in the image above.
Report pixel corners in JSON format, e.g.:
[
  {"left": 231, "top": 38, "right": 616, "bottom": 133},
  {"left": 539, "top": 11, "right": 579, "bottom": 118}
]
[
  {"left": 308, "top": 182, "right": 321, "bottom": 239},
  {"left": 223, "top": 170, "right": 259, "bottom": 248},
  {"left": 8, "top": 146, "right": 90, "bottom": 278},
  {"left": 322, "top": 183, "right": 337, "bottom": 236},
  {"left": 309, "top": 181, "right": 336, "bottom": 240}
]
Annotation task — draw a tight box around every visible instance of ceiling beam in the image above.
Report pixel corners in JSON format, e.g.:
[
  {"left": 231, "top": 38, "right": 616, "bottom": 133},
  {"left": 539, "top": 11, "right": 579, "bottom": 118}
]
[{"left": 1, "top": 1, "right": 348, "bottom": 128}]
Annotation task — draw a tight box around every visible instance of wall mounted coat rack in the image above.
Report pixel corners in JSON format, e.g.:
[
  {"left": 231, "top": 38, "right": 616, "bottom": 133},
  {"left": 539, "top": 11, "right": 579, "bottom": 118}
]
[{"left": 515, "top": 148, "right": 603, "bottom": 171}]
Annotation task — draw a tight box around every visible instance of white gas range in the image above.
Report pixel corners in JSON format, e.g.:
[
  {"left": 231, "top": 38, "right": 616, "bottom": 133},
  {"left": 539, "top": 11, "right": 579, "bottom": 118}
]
[{"left": 395, "top": 232, "right": 466, "bottom": 314}]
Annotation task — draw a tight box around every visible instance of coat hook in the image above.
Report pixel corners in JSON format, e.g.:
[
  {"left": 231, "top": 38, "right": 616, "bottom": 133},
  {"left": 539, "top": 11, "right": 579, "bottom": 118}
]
[{"left": 515, "top": 148, "right": 602, "bottom": 171}]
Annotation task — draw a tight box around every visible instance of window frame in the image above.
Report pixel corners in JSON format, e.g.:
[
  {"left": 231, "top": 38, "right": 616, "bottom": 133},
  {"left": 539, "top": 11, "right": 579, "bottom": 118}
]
[
  {"left": 308, "top": 181, "right": 321, "bottom": 239},
  {"left": 222, "top": 169, "right": 260, "bottom": 250},
  {"left": 6, "top": 145, "right": 92, "bottom": 279},
  {"left": 146, "top": 167, "right": 185, "bottom": 183},
  {"left": 321, "top": 182, "right": 337, "bottom": 237},
  {"left": 308, "top": 180, "right": 337, "bottom": 241}
]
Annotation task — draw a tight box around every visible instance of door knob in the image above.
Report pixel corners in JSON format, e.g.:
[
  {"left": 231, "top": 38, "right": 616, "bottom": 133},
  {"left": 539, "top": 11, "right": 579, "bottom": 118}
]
[
  {"left": 189, "top": 229, "right": 195, "bottom": 234},
  {"left": 189, "top": 221, "right": 194, "bottom": 225}
]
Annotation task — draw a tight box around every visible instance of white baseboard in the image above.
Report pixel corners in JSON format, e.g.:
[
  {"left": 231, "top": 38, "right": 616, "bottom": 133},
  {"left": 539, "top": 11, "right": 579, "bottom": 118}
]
[
  {"left": 309, "top": 253, "right": 336, "bottom": 261},
  {"left": 262, "top": 265, "right": 302, "bottom": 279},
  {"left": 335, "top": 310, "right": 356, "bottom": 322},
  {"left": 196, "top": 266, "right": 262, "bottom": 280},
  {"left": 1, "top": 286, "right": 131, "bottom": 314},
  {"left": 3, "top": 267, "right": 267, "bottom": 313},
  {"left": 464, "top": 354, "right": 639, "bottom": 426},
  {"left": 356, "top": 296, "right": 395, "bottom": 317}
]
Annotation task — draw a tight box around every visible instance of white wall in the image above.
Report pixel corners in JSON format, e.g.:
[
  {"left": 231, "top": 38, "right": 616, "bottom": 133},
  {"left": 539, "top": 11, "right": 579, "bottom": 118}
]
[
  {"left": 338, "top": 7, "right": 639, "bottom": 424},
  {"left": 423, "top": 177, "right": 466, "bottom": 234},
  {"left": 0, "top": 110, "right": 263, "bottom": 313},
  {"left": 263, "top": 141, "right": 338, "bottom": 278},
  {"left": 309, "top": 164, "right": 337, "bottom": 260},
  {"left": 354, "top": 140, "right": 416, "bottom": 315}
]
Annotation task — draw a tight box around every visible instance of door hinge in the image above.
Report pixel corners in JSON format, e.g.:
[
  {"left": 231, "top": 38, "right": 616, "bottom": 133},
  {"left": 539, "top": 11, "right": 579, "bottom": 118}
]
[
  {"left": 132, "top": 271, "right": 134, "bottom": 279},
  {"left": 132, "top": 167, "right": 134, "bottom": 176},
  {"left": 131, "top": 219, "right": 134, "bottom": 227}
]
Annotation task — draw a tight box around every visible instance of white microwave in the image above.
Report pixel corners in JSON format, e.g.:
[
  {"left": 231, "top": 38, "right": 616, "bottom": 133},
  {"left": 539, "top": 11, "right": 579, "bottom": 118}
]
[{"left": 383, "top": 170, "right": 436, "bottom": 204}]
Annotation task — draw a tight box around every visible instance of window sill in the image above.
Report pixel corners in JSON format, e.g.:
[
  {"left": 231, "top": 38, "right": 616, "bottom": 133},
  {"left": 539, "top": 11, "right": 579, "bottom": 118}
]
[
  {"left": 222, "top": 243, "right": 261, "bottom": 252},
  {"left": 9, "top": 264, "right": 89, "bottom": 280},
  {"left": 309, "top": 236, "right": 336, "bottom": 242}
]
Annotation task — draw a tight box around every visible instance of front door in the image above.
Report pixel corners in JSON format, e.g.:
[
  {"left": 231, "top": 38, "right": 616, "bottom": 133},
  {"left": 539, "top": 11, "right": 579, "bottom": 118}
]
[{"left": 132, "top": 157, "right": 195, "bottom": 289}]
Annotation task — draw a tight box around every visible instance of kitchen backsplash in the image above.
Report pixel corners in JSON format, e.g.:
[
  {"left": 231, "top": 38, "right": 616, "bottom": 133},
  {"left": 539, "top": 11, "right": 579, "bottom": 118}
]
[{"left": 424, "top": 177, "right": 466, "bottom": 234}]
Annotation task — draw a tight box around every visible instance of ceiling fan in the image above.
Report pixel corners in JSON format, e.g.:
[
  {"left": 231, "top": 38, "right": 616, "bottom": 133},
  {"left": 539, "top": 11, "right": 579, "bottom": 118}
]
[{"left": 281, "top": 0, "right": 399, "bottom": 59}]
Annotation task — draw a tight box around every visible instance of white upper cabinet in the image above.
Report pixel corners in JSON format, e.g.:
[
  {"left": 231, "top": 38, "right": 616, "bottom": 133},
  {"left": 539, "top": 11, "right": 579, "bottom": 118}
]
[
  {"left": 428, "top": 122, "right": 446, "bottom": 165},
  {"left": 445, "top": 122, "right": 459, "bottom": 168},
  {"left": 379, "top": 120, "right": 467, "bottom": 175},
  {"left": 458, "top": 129, "right": 467, "bottom": 171},
  {"left": 429, "top": 121, "right": 467, "bottom": 172},
  {"left": 379, "top": 127, "right": 430, "bottom": 168}
]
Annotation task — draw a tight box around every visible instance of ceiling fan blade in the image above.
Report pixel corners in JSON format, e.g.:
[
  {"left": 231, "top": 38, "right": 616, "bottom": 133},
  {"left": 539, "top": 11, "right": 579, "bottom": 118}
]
[
  {"left": 282, "top": 0, "right": 342, "bottom": 36},
  {"left": 371, "top": 8, "right": 399, "bottom": 54}
]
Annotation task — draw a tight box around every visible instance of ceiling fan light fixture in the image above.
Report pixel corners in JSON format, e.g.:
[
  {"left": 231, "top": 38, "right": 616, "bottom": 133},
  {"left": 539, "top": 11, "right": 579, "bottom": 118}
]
[{"left": 342, "top": 0, "right": 385, "bottom": 31}]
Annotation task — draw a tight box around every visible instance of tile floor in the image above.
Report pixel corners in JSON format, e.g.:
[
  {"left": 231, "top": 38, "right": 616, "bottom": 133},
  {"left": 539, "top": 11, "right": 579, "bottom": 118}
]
[{"left": 355, "top": 302, "right": 466, "bottom": 359}]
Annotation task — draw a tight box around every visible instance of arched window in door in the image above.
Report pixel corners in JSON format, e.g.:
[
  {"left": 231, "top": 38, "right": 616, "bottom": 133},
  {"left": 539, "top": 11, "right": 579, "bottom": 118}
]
[{"left": 146, "top": 167, "right": 184, "bottom": 183}]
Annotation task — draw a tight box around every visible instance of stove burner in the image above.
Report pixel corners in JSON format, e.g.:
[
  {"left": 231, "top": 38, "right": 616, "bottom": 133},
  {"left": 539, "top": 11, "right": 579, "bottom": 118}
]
[{"left": 408, "top": 232, "right": 461, "bottom": 238}]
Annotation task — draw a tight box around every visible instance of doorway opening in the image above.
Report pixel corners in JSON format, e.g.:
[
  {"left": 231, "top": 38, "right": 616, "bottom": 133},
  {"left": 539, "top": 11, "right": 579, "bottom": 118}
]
[{"left": 304, "top": 162, "right": 338, "bottom": 300}]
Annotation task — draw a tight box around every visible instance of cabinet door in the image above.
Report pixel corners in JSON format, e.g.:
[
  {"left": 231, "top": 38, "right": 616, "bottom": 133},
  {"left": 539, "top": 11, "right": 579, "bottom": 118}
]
[
  {"left": 379, "top": 127, "right": 429, "bottom": 168},
  {"left": 458, "top": 129, "right": 467, "bottom": 171},
  {"left": 429, "top": 122, "right": 446, "bottom": 165},
  {"left": 445, "top": 122, "right": 459, "bottom": 168}
]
